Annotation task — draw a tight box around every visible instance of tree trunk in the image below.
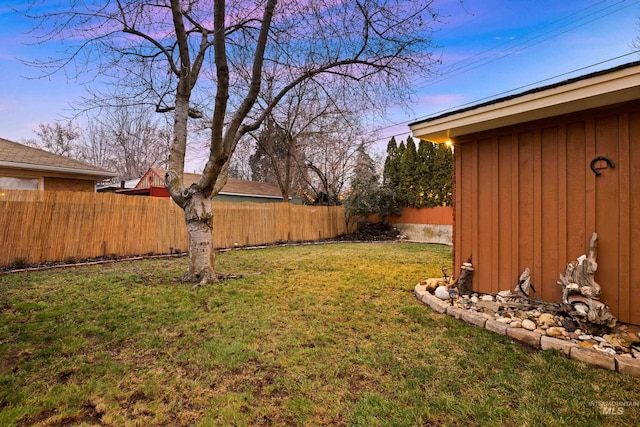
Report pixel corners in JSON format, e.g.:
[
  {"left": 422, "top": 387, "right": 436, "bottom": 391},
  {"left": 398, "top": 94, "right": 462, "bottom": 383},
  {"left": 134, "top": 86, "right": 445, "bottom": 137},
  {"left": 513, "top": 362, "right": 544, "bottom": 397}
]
[{"left": 182, "top": 192, "right": 216, "bottom": 284}]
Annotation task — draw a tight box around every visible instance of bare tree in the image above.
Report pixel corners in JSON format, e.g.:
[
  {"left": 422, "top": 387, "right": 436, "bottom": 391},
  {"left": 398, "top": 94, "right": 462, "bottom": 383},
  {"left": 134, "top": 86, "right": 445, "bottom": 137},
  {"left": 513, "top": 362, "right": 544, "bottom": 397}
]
[
  {"left": 227, "top": 134, "right": 254, "bottom": 180},
  {"left": 25, "top": 121, "right": 80, "bottom": 157},
  {"left": 26, "top": 106, "right": 170, "bottom": 180},
  {"left": 301, "top": 118, "right": 364, "bottom": 205},
  {"left": 24, "top": 0, "right": 440, "bottom": 284},
  {"left": 81, "top": 105, "right": 170, "bottom": 180},
  {"left": 249, "top": 77, "right": 362, "bottom": 203}
]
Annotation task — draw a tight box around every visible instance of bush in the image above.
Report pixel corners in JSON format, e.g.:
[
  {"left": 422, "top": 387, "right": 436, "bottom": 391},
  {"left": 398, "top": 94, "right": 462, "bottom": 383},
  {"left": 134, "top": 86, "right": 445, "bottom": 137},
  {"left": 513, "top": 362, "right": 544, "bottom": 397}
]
[{"left": 11, "top": 257, "right": 29, "bottom": 269}]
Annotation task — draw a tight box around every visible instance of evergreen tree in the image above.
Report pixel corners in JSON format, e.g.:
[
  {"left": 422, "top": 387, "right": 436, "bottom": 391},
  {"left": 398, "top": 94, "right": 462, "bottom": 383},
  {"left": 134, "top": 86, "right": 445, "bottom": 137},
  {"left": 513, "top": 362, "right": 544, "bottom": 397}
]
[
  {"left": 383, "top": 137, "right": 399, "bottom": 188},
  {"left": 399, "top": 136, "right": 418, "bottom": 207},
  {"left": 344, "top": 144, "right": 380, "bottom": 227},
  {"left": 380, "top": 135, "right": 453, "bottom": 210},
  {"left": 431, "top": 143, "right": 453, "bottom": 206},
  {"left": 380, "top": 136, "right": 404, "bottom": 218},
  {"left": 416, "top": 140, "right": 436, "bottom": 207}
]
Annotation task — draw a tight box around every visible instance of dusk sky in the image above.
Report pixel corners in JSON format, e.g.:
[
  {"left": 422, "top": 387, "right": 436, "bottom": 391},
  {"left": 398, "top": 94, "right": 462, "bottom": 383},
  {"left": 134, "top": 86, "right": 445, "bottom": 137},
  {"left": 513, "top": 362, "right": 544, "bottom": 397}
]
[{"left": 1, "top": 0, "right": 639, "bottom": 169}]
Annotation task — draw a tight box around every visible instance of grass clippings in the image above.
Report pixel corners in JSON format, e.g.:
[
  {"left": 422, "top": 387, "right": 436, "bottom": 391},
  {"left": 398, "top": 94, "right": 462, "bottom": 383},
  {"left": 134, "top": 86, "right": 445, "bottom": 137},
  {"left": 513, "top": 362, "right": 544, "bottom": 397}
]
[{"left": 0, "top": 242, "right": 638, "bottom": 426}]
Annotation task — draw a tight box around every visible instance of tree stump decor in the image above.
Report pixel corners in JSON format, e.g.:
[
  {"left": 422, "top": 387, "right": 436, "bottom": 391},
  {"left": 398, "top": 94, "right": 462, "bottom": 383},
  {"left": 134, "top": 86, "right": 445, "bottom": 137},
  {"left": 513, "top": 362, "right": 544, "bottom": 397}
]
[
  {"left": 454, "top": 256, "right": 474, "bottom": 296},
  {"left": 514, "top": 267, "right": 535, "bottom": 298},
  {"left": 557, "top": 232, "right": 616, "bottom": 327}
]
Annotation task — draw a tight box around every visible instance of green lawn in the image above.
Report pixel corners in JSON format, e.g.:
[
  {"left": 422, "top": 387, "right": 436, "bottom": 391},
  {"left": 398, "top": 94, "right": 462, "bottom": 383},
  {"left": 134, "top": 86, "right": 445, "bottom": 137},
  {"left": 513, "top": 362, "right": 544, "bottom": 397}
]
[{"left": 0, "top": 242, "right": 638, "bottom": 426}]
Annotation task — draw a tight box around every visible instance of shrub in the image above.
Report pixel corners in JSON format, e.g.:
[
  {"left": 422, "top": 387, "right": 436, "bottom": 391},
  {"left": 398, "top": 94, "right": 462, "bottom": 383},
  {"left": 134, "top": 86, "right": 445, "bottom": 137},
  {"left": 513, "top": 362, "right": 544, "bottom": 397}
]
[{"left": 11, "top": 257, "right": 29, "bottom": 269}]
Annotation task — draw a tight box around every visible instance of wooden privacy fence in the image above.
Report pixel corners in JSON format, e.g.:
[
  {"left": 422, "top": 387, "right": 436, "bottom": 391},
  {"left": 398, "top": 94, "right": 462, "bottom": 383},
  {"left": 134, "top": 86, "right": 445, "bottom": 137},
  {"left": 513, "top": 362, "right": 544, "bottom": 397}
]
[{"left": 0, "top": 190, "right": 348, "bottom": 267}]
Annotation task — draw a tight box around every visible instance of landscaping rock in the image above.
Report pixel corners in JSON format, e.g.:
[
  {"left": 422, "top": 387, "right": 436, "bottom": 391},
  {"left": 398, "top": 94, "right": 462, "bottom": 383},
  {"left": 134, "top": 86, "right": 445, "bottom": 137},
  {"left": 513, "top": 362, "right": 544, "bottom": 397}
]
[
  {"left": 446, "top": 306, "right": 465, "bottom": 319},
  {"left": 415, "top": 276, "right": 638, "bottom": 377},
  {"left": 538, "top": 313, "right": 555, "bottom": 326},
  {"left": 626, "top": 330, "right": 640, "bottom": 342},
  {"left": 485, "top": 319, "right": 511, "bottom": 336},
  {"left": 615, "top": 355, "right": 640, "bottom": 377},
  {"left": 510, "top": 320, "right": 522, "bottom": 328},
  {"left": 570, "top": 347, "right": 615, "bottom": 371},
  {"left": 593, "top": 344, "right": 616, "bottom": 355},
  {"left": 435, "top": 286, "right": 450, "bottom": 300},
  {"left": 507, "top": 328, "right": 542, "bottom": 348},
  {"left": 476, "top": 300, "right": 501, "bottom": 313},
  {"left": 422, "top": 293, "right": 449, "bottom": 314},
  {"left": 460, "top": 310, "right": 489, "bottom": 327},
  {"left": 577, "top": 340, "right": 598, "bottom": 348},
  {"left": 603, "top": 333, "right": 635, "bottom": 350},
  {"left": 540, "top": 336, "right": 576, "bottom": 356},
  {"left": 545, "top": 327, "right": 566, "bottom": 338},
  {"left": 521, "top": 319, "right": 536, "bottom": 331}
]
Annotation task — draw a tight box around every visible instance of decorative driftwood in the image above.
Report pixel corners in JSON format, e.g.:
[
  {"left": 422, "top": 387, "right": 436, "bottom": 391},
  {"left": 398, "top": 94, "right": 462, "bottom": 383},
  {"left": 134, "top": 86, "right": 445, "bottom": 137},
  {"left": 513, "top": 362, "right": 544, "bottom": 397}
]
[
  {"left": 557, "top": 232, "right": 616, "bottom": 327},
  {"left": 454, "top": 256, "right": 474, "bottom": 296},
  {"left": 514, "top": 267, "right": 535, "bottom": 298}
]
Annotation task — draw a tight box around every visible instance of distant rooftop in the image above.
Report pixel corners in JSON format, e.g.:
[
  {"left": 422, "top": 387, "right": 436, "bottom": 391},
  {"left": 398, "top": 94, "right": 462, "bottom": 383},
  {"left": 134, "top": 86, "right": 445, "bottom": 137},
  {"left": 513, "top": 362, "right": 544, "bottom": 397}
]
[
  {"left": 0, "top": 137, "right": 116, "bottom": 178},
  {"left": 128, "top": 168, "right": 284, "bottom": 199}
]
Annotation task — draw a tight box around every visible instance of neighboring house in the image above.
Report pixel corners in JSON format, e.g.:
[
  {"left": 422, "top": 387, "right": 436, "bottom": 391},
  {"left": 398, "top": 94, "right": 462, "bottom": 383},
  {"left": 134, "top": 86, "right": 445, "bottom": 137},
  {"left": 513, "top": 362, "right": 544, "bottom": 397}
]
[
  {"left": 97, "top": 178, "right": 141, "bottom": 193},
  {"left": 117, "top": 167, "right": 289, "bottom": 203},
  {"left": 0, "top": 137, "right": 117, "bottom": 192},
  {"left": 410, "top": 61, "right": 640, "bottom": 325}
]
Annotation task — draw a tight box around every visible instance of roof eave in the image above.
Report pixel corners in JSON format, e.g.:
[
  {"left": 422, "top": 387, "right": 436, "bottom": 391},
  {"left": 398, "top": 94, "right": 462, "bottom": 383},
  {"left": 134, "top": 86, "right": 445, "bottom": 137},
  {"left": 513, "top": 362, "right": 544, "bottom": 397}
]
[
  {"left": 410, "top": 63, "right": 640, "bottom": 143},
  {"left": 0, "top": 160, "right": 118, "bottom": 179}
]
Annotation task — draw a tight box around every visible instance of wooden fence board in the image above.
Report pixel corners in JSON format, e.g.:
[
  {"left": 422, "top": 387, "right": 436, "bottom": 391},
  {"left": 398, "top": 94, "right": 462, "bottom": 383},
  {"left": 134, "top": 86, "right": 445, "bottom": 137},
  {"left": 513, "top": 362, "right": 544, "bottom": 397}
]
[{"left": 0, "top": 191, "right": 348, "bottom": 267}]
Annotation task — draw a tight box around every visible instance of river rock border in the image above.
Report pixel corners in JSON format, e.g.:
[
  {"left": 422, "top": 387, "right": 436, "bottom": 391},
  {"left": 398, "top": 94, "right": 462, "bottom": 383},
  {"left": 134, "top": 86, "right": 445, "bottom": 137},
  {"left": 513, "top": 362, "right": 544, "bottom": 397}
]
[{"left": 414, "top": 284, "right": 640, "bottom": 377}]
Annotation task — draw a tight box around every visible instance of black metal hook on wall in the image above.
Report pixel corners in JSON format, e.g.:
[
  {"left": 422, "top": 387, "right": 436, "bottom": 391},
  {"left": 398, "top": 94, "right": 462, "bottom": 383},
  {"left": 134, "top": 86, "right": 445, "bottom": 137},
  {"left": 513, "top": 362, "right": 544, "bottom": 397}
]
[{"left": 590, "top": 156, "right": 615, "bottom": 176}]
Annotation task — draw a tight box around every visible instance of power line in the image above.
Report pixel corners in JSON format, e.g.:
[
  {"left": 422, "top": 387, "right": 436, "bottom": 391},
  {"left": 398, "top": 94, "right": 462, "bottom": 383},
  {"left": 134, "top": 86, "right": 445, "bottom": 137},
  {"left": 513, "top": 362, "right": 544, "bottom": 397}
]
[
  {"left": 417, "top": 0, "right": 638, "bottom": 90},
  {"left": 365, "top": 0, "right": 640, "bottom": 142},
  {"left": 433, "top": 0, "right": 614, "bottom": 76}
]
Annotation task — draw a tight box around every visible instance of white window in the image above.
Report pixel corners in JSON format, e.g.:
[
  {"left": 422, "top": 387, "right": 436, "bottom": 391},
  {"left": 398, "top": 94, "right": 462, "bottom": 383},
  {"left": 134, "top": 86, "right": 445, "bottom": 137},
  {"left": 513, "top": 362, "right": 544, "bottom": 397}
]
[{"left": 0, "top": 177, "right": 40, "bottom": 190}]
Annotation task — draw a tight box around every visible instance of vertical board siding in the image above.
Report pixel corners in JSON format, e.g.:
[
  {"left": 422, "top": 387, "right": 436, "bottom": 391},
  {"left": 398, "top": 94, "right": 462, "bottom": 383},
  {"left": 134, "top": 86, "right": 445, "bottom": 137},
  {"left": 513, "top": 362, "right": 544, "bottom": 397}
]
[
  {"left": 556, "top": 124, "right": 568, "bottom": 286},
  {"left": 565, "top": 122, "right": 587, "bottom": 260},
  {"left": 477, "top": 138, "right": 494, "bottom": 293},
  {"left": 456, "top": 142, "right": 475, "bottom": 271},
  {"left": 518, "top": 131, "right": 535, "bottom": 283},
  {"left": 541, "top": 127, "right": 560, "bottom": 302},
  {"left": 618, "top": 112, "right": 631, "bottom": 322},
  {"left": 629, "top": 111, "right": 640, "bottom": 324},
  {"left": 454, "top": 102, "right": 640, "bottom": 324},
  {"left": 594, "top": 115, "right": 620, "bottom": 317},
  {"left": 498, "top": 135, "right": 513, "bottom": 291},
  {"left": 0, "top": 192, "right": 348, "bottom": 267}
]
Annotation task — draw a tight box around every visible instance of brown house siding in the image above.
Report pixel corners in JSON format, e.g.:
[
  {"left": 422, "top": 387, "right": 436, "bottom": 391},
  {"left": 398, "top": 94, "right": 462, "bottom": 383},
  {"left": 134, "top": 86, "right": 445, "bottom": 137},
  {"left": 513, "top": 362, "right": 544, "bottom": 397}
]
[
  {"left": 44, "top": 177, "right": 95, "bottom": 192},
  {"left": 454, "top": 101, "right": 640, "bottom": 324}
]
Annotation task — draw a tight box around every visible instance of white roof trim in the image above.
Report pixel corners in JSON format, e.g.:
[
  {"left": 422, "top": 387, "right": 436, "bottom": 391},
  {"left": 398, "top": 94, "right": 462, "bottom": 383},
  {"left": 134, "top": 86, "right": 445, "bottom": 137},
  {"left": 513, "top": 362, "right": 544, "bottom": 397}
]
[
  {"left": 410, "top": 63, "right": 640, "bottom": 143},
  {"left": 0, "top": 161, "right": 117, "bottom": 178}
]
